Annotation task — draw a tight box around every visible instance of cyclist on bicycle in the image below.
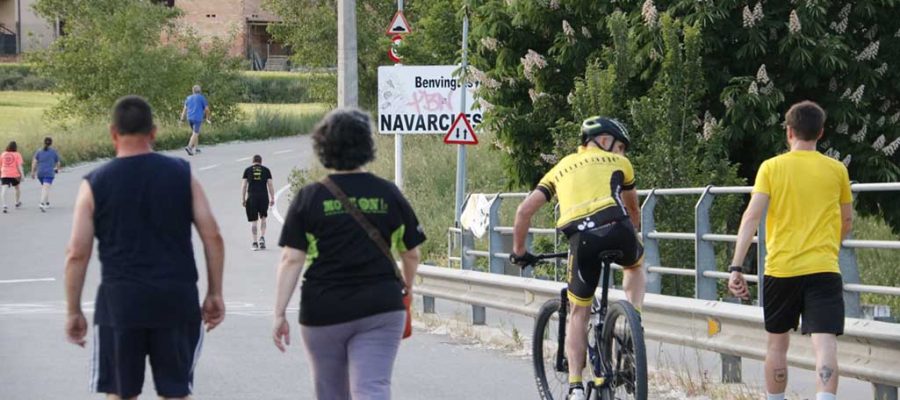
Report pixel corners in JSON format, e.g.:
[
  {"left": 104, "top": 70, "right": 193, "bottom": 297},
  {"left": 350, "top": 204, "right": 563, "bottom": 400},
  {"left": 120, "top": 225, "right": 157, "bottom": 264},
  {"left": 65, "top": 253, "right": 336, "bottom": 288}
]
[{"left": 511, "top": 116, "right": 645, "bottom": 400}]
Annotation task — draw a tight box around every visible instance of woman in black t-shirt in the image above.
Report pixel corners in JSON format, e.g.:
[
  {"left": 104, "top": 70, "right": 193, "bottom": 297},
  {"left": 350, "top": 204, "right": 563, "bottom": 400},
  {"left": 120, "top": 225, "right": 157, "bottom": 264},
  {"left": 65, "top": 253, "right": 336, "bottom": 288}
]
[{"left": 272, "top": 108, "right": 426, "bottom": 399}]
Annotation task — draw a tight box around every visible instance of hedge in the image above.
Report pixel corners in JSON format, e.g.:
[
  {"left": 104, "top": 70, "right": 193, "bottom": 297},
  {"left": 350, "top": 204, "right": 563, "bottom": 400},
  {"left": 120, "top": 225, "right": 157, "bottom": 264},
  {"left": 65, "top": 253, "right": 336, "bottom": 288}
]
[{"left": 0, "top": 64, "right": 56, "bottom": 91}]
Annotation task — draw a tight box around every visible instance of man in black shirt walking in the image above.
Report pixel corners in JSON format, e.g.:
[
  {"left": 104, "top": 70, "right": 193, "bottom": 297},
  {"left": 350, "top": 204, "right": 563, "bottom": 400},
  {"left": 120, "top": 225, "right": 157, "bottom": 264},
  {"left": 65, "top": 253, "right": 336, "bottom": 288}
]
[
  {"left": 64, "top": 96, "right": 225, "bottom": 400},
  {"left": 242, "top": 154, "right": 274, "bottom": 250}
]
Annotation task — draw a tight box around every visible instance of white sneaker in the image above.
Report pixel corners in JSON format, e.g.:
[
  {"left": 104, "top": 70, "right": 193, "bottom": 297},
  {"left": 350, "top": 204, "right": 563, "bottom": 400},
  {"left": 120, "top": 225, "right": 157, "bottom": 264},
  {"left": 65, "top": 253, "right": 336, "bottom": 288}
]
[
  {"left": 568, "top": 388, "right": 586, "bottom": 400},
  {"left": 40, "top": 204, "right": 46, "bottom": 213}
]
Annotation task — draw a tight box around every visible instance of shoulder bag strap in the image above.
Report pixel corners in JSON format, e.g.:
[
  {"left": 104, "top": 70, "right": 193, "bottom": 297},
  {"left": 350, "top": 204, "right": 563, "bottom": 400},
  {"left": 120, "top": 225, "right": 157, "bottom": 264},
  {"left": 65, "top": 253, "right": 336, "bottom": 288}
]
[{"left": 320, "top": 177, "right": 405, "bottom": 284}]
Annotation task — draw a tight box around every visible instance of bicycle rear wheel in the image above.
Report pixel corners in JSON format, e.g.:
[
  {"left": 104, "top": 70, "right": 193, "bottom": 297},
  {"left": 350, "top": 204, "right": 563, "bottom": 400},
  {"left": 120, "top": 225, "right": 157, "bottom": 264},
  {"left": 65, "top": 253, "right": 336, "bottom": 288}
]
[
  {"left": 600, "top": 300, "right": 647, "bottom": 400},
  {"left": 533, "top": 298, "right": 568, "bottom": 400}
]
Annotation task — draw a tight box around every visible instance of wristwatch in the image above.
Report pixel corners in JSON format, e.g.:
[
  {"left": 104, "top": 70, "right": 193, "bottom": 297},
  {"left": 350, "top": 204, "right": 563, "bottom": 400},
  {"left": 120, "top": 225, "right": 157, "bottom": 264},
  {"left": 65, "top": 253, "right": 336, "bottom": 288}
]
[{"left": 729, "top": 265, "right": 743, "bottom": 273}]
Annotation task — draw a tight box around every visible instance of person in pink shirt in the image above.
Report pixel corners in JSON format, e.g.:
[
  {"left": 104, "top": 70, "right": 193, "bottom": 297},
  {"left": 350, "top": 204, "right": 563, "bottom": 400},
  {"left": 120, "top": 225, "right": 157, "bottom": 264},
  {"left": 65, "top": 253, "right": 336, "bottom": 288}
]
[{"left": 1, "top": 141, "right": 25, "bottom": 213}]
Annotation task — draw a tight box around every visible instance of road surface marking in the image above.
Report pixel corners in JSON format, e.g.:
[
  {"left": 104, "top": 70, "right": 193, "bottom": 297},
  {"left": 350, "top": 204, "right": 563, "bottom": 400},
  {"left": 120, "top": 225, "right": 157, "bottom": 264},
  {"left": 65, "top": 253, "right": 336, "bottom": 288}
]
[
  {"left": 273, "top": 149, "right": 294, "bottom": 155},
  {"left": 236, "top": 157, "right": 251, "bottom": 162},
  {"left": 272, "top": 184, "right": 291, "bottom": 224},
  {"left": 0, "top": 278, "right": 56, "bottom": 284},
  {"left": 198, "top": 164, "right": 221, "bottom": 171}
]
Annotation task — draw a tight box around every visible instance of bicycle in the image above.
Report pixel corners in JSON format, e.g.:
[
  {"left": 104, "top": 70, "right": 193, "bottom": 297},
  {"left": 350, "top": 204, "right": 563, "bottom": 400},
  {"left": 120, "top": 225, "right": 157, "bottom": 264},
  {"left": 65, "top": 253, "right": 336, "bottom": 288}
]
[{"left": 516, "top": 251, "right": 647, "bottom": 400}]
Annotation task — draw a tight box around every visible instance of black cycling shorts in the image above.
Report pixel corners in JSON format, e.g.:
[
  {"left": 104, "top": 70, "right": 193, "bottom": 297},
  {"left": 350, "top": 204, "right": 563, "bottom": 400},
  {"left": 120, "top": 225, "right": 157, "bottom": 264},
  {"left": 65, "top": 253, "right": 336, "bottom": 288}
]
[
  {"left": 763, "top": 272, "right": 844, "bottom": 335},
  {"left": 566, "top": 217, "right": 644, "bottom": 307},
  {"left": 1, "top": 177, "right": 20, "bottom": 187},
  {"left": 245, "top": 194, "right": 269, "bottom": 222}
]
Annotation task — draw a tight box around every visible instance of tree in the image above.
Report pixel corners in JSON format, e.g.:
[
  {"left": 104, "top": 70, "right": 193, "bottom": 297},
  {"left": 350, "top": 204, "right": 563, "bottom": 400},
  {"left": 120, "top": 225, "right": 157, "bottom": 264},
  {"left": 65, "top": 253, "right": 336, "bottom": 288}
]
[
  {"left": 264, "top": 0, "right": 464, "bottom": 109},
  {"left": 31, "top": 0, "right": 242, "bottom": 122},
  {"left": 469, "top": 0, "right": 900, "bottom": 232}
]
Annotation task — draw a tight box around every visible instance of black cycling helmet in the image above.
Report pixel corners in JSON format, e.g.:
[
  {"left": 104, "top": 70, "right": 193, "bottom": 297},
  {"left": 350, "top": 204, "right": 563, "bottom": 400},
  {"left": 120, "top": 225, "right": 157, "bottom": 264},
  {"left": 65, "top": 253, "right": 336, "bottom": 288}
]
[{"left": 580, "top": 116, "right": 631, "bottom": 150}]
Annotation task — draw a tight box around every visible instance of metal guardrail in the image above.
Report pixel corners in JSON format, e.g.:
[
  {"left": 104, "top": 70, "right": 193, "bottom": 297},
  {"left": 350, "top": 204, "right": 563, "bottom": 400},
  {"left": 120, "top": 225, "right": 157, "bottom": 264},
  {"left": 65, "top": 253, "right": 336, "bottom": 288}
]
[
  {"left": 416, "top": 265, "right": 900, "bottom": 396},
  {"left": 442, "top": 182, "right": 900, "bottom": 397}
]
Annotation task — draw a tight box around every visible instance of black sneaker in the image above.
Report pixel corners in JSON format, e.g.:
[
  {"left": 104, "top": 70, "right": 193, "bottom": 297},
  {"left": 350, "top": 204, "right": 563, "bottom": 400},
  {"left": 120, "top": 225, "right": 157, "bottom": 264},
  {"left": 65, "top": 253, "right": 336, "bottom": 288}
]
[
  {"left": 194, "top": 147, "right": 202, "bottom": 154},
  {"left": 15, "top": 201, "right": 22, "bottom": 209},
  {"left": 252, "top": 242, "right": 259, "bottom": 251},
  {"left": 184, "top": 146, "right": 194, "bottom": 156},
  {"left": 258, "top": 237, "right": 266, "bottom": 250}
]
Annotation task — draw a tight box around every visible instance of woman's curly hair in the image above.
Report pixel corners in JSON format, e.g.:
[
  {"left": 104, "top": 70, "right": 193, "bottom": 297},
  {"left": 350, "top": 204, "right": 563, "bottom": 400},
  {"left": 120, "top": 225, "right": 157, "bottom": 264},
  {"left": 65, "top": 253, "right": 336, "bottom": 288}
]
[{"left": 312, "top": 108, "right": 376, "bottom": 171}]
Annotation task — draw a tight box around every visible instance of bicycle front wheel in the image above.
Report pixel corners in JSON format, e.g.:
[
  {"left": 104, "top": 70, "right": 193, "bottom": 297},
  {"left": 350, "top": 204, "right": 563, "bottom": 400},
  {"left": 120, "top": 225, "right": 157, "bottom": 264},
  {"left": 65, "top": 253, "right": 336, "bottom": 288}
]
[
  {"left": 533, "top": 298, "right": 568, "bottom": 400},
  {"left": 600, "top": 300, "right": 648, "bottom": 400}
]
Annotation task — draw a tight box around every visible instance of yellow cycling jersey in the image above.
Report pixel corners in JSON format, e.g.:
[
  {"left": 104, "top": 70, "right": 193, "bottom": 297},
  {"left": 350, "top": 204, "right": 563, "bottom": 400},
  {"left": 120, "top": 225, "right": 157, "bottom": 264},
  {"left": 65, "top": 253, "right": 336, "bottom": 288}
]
[{"left": 536, "top": 146, "right": 636, "bottom": 228}]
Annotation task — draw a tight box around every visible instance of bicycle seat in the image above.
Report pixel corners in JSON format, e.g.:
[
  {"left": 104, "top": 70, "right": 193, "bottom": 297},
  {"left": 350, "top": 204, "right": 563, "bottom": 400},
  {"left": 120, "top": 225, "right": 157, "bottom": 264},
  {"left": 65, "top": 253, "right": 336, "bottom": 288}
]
[{"left": 598, "top": 250, "right": 624, "bottom": 263}]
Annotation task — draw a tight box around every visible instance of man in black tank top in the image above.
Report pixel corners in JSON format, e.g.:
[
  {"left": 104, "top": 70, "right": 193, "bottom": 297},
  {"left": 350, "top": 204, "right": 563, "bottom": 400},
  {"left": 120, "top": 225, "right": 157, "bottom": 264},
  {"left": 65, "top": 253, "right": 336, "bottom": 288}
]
[{"left": 64, "top": 96, "right": 226, "bottom": 400}]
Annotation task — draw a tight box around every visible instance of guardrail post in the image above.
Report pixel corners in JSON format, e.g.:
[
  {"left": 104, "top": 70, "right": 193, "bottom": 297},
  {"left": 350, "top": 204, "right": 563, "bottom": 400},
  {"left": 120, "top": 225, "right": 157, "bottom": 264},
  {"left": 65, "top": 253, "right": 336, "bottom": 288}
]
[
  {"left": 839, "top": 189, "right": 862, "bottom": 318},
  {"left": 695, "top": 186, "right": 717, "bottom": 301},
  {"left": 874, "top": 383, "right": 898, "bottom": 400},
  {"left": 640, "top": 189, "right": 662, "bottom": 294},
  {"left": 488, "top": 196, "right": 506, "bottom": 275},
  {"left": 460, "top": 229, "right": 485, "bottom": 324},
  {"left": 721, "top": 354, "right": 742, "bottom": 383}
]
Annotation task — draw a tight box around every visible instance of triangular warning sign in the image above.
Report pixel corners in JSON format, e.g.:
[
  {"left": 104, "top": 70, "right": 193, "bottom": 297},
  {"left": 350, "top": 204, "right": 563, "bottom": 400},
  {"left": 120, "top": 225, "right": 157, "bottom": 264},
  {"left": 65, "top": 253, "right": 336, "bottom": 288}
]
[
  {"left": 444, "top": 113, "right": 479, "bottom": 145},
  {"left": 386, "top": 11, "right": 412, "bottom": 35}
]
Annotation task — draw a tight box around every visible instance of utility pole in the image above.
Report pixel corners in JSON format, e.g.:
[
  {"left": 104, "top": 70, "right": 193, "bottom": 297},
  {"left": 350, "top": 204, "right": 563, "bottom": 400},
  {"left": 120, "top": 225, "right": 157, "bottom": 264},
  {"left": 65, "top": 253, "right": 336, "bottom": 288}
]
[{"left": 337, "top": 0, "right": 358, "bottom": 108}]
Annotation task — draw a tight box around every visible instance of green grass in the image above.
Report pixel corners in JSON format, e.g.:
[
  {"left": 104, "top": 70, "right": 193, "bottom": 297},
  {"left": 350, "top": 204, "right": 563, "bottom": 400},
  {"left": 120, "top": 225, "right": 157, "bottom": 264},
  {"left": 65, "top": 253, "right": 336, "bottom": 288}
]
[
  {"left": 854, "top": 215, "right": 900, "bottom": 318},
  {"left": 0, "top": 91, "right": 328, "bottom": 170}
]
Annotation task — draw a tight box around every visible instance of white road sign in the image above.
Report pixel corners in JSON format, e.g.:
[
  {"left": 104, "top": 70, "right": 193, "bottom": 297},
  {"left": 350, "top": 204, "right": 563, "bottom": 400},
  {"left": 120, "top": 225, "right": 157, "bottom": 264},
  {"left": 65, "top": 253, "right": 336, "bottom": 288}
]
[{"left": 378, "top": 65, "right": 483, "bottom": 134}]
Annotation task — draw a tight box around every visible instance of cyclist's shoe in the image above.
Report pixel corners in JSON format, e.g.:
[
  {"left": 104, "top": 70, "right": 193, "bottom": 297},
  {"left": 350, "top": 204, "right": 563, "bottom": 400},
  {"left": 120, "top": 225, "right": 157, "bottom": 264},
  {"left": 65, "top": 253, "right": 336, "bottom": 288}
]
[
  {"left": 567, "top": 387, "right": 586, "bottom": 400},
  {"left": 258, "top": 236, "right": 266, "bottom": 250},
  {"left": 251, "top": 241, "right": 259, "bottom": 251}
]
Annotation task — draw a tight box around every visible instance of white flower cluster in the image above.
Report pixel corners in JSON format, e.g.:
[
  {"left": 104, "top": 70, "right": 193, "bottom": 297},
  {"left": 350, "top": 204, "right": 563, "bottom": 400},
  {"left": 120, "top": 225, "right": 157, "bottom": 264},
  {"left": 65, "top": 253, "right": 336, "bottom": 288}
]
[
  {"left": 702, "top": 111, "right": 718, "bottom": 141},
  {"left": 742, "top": 3, "right": 764, "bottom": 28},
  {"left": 851, "top": 124, "right": 867, "bottom": 143},
  {"left": 756, "top": 64, "right": 770, "bottom": 84},
  {"left": 642, "top": 0, "right": 658, "bottom": 28},
  {"left": 723, "top": 96, "right": 735, "bottom": 109},
  {"left": 877, "top": 116, "right": 886, "bottom": 127},
  {"left": 839, "top": 4, "right": 852, "bottom": 19},
  {"left": 521, "top": 49, "right": 547, "bottom": 82},
  {"left": 566, "top": 92, "right": 575, "bottom": 105},
  {"left": 892, "top": 111, "right": 900, "bottom": 124},
  {"left": 550, "top": 0, "right": 560, "bottom": 10},
  {"left": 840, "top": 88, "right": 851, "bottom": 99},
  {"left": 876, "top": 63, "right": 889, "bottom": 76},
  {"left": 767, "top": 114, "right": 779, "bottom": 126},
  {"left": 883, "top": 137, "right": 900, "bottom": 156},
  {"left": 470, "top": 67, "right": 501, "bottom": 90},
  {"left": 836, "top": 122, "right": 849, "bottom": 135},
  {"left": 540, "top": 153, "right": 559, "bottom": 163},
  {"left": 849, "top": 84, "right": 865, "bottom": 105},
  {"left": 581, "top": 26, "right": 592, "bottom": 39},
  {"left": 759, "top": 82, "right": 774, "bottom": 95},
  {"left": 855, "top": 41, "right": 880, "bottom": 62},
  {"left": 872, "top": 134, "right": 886, "bottom": 150},
  {"left": 481, "top": 37, "right": 499, "bottom": 52},
  {"left": 789, "top": 10, "right": 802, "bottom": 34},
  {"left": 880, "top": 100, "right": 892, "bottom": 112},
  {"left": 830, "top": 17, "right": 848, "bottom": 34},
  {"left": 824, "top": 147, "right": 841, "bottom": 159},
  {"left": 842, "top": 154, "right": 852, "bottom": 167},
  {"left": 562, "top": 20, "right": 575, "bottom": 43},
  {"left": 528, "top": 89, "right": 548, "bottom": 104},
  {"left": 493, "top": 140, "right": 513, "bottom": 154},
  {"left": 748, "top": 81, "right": 759, "bottom": 95}
]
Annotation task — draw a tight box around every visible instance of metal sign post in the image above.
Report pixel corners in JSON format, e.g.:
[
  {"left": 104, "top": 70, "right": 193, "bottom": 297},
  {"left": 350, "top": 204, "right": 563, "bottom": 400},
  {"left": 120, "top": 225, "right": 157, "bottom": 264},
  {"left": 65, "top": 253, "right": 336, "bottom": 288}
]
[
  {"left": 394, "top": 0, "right": 404, "bottom": 191},
  {"left": 454, "top": 8, "right": 470, "bottom": 225}
]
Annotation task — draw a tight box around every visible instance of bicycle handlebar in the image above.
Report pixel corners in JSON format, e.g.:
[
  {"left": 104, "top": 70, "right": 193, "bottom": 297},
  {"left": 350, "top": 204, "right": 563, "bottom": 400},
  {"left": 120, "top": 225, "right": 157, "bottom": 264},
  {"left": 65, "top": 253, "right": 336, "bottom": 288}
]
[{"left": 510, "top": 252, "right": 568, "bottom": 268}]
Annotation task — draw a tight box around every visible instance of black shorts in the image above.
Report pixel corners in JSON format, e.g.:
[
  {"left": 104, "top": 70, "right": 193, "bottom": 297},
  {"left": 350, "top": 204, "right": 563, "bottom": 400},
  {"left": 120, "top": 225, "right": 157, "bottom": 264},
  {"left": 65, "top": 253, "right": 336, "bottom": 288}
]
[
  {"left": 245, "top": 194, "right": 269, "bottom": 222},
  {"left": 91, "top": 322, "right": 203, "bottom": 398},
  {"left": 763, "top": 272, "right": 844, "bottom": 335},
  {"left": 566, "top": 218, "right": 644, "bottom": 307},
  {"left": 1, "top": 177, "right": 20, "bottom": 187}
]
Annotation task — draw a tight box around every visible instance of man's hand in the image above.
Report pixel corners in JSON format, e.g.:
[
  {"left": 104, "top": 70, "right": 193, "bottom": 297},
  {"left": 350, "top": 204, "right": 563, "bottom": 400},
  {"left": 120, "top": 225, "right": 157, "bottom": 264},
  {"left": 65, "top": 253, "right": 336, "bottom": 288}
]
[
  {"left": 242, "top": 199, "right": 246, "bottom": 207},
  {"left": 728, "top": 271, "right": 750, "bottom": 300},
  {"left": 202, "top": 294, "right": 225, "bottom": 332},
  {"left": 272, "top": 315, "right": 290, "bottom": 352},
  {"left": 510, "top": 251, "right": 538, "bottom": 267},
  {"left": 65, "top": 312, "right": 88, "bottom": 347},
  {"left": 269, "top": 198, "right": 275, "bottom": 207}
]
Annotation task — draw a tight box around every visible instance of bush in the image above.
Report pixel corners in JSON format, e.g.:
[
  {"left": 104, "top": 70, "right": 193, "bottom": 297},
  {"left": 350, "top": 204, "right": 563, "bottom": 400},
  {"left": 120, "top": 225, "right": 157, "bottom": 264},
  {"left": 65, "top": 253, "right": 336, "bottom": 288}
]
[
  {"left": 0, "top": 64, "right": 55, "bottom": 91},
  {"left": 239, "top": 71, "right": 336, "bottom": 104}
]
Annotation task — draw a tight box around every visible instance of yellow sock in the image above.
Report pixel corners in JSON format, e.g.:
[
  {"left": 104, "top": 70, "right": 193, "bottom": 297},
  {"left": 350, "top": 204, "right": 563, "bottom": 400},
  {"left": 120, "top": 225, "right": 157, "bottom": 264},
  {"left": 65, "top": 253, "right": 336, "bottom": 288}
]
[{"left": 569, "top": 376, "right": 582, "bottom": 384}]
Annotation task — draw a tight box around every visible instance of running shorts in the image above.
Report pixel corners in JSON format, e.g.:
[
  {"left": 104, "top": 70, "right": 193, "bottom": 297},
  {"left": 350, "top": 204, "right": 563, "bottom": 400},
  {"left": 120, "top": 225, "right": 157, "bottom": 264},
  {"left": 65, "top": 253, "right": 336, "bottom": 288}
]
[
  {"left": 1, "top": 177, "right": 20, "bottom": 187},
  {"left": 245, "top": 194, "right": 269, "bottom": 222},
  {"left": 763, "top": 272, "right": 844, "bottom": 335}
]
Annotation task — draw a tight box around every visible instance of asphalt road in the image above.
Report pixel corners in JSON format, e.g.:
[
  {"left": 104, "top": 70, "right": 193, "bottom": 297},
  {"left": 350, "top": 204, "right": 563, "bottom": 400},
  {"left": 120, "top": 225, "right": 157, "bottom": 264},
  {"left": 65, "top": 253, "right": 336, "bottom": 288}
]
[
  {"left": 0, "top": 136, "right": 536, "bottom": 399},
  {"left": 0, "top": 136, "right": 878, "bottom": 399}
]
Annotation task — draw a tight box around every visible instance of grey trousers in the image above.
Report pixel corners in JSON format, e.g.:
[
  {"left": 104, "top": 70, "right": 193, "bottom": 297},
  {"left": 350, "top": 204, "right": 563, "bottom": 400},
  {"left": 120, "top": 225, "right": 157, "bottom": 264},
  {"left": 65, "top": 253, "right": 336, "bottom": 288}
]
[{"left": 300, "top": 311, "right": 406, "bottom": 400}]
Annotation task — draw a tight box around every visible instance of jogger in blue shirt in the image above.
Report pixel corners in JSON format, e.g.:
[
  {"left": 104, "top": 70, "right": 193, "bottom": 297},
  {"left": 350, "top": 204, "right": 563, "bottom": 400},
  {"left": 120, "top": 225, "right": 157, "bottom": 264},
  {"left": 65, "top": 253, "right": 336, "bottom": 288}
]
[{"left": 31, "top": 137, "right": 61, "bottom": 212}]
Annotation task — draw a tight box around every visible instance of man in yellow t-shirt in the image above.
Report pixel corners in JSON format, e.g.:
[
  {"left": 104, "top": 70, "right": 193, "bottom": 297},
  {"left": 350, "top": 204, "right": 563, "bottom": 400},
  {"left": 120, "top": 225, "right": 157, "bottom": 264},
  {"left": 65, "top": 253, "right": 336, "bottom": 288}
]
[{"left": 728, "top": 101, "right": 853, "bottom": 400}]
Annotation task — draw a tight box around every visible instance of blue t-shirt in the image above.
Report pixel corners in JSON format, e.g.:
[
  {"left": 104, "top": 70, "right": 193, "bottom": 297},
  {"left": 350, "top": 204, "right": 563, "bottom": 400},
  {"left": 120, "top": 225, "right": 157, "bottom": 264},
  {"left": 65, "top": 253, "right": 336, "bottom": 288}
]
[
  {"left": 34, "top": 148, "right": 61, "bottom": 177},
  {"left": 184, "top": 94, "right": 208, "bottom": 122}
]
